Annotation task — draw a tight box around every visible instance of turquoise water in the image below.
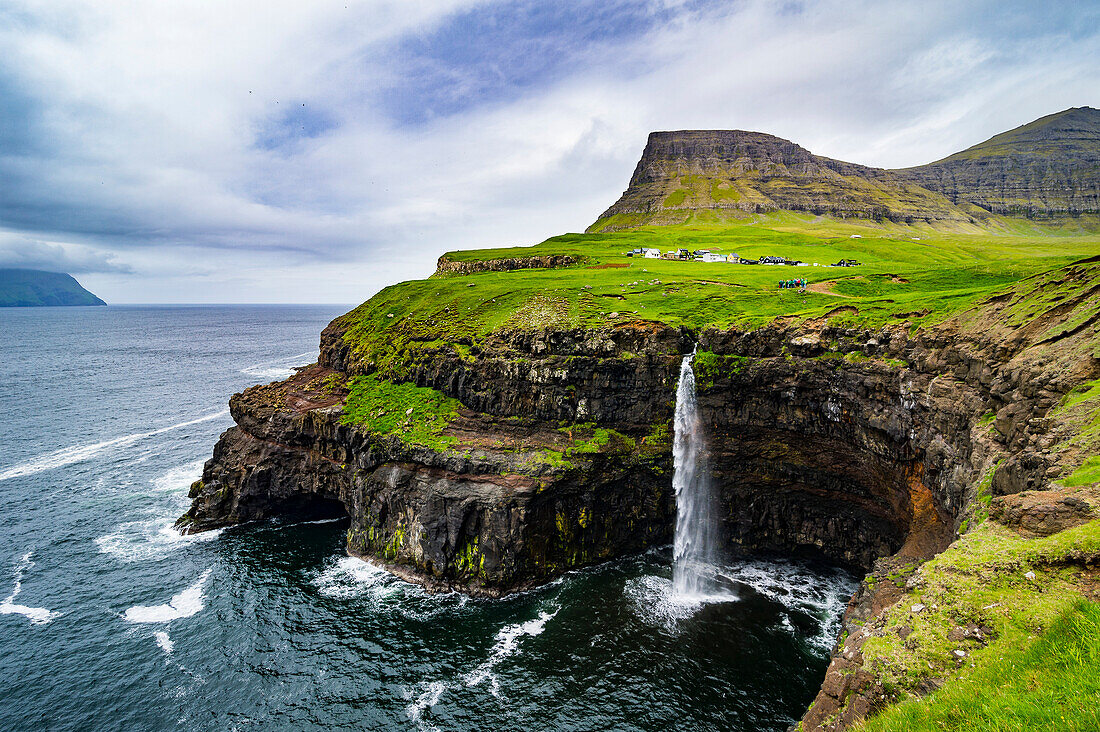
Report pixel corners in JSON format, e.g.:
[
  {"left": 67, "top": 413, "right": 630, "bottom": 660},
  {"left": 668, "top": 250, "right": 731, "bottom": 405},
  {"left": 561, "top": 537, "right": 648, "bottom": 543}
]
[{"left": 0, "top": 305, "right": 855, "bottom": 730}]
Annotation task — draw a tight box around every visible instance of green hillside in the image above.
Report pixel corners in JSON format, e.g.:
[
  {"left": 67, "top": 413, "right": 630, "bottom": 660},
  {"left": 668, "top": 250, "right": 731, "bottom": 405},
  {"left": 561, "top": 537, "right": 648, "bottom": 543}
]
[{"left": 338, "top": 214, "right": 1100, "bottom": 369}]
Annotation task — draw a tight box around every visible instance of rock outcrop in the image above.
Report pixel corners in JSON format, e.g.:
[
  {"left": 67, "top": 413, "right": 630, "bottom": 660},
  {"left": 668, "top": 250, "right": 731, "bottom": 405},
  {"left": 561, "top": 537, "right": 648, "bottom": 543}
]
[
  {"left": 181, "top": 258, "right": 1100, "bottom": 600},
  {"left": 434, "top": 253, "right": 581, "bottom": 275}
]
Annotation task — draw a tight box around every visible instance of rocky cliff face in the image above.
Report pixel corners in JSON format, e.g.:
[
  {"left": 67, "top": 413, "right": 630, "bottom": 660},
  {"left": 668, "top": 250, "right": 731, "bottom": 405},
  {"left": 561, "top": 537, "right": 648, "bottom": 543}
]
[
  {"left": 590, "top": 130, "right": 973, "bottom": 230},
  {"left": 897, "top": 107, "right": 1100, "bottom": 219},
  {"left": 182, "top": 259, "right": 1099, "bottom": 596},
  {"left": 435, "top": 253, "right": 581, "bottom": 275}
]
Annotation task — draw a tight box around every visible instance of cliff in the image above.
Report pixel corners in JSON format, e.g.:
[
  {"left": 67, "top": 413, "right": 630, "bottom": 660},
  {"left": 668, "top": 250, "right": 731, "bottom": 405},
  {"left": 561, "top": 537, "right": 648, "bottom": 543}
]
[
  {"left": 180, "top": 253, "right": 1100, "bottom": 727},
  {"left": 898, "top": 106, "right": 1100, "bottom": 219},
  {"left": 0, "top": 268, "right": 105, "bottom": 307}
]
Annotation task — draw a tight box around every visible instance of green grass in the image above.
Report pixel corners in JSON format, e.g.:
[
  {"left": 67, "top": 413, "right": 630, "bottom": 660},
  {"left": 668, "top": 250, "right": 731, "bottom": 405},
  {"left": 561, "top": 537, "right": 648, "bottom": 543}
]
[
  {"left": 858, "top": 598, "right": 1100, "bottom": 732},
  {"left": 1048, "top": 378, "right": 1100, "bottom": 486},
  {"left": 1062, "top": 456, "right": 1100, "bottom": 488},
  {"left": 855, "top": 519, "right": 1100, "bottom": 704},
  {"left": 335, "top": 216, "right": 1100, "bottom": 385},
  {"left": 341, "top": 373, "right": 461, "bottom": 451}
]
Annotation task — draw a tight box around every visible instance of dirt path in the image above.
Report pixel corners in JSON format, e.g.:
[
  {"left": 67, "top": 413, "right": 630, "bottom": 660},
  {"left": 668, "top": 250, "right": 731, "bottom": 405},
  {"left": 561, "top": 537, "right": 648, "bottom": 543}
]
[{"left": 806, "top": 280, "right": 854, "bottom": 298}]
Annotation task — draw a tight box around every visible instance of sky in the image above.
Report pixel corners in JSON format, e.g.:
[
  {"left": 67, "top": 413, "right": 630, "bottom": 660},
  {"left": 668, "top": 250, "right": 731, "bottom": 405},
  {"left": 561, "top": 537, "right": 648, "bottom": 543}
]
[{"left": 0, "top": 0, "right": 1097, "bottom": 304}]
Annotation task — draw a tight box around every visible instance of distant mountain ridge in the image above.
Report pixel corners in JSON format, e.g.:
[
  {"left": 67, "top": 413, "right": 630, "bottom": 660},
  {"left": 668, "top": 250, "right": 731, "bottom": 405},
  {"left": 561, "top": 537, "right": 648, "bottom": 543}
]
[
  {"left": 591, "top": 107, "right": 1099, "bottom": 231},
  {"left": 898, "top": 106, "right": 1100, "bottom": 218},
  {"left": 0, "top": 269, "right": 106, "bottom": 307}
]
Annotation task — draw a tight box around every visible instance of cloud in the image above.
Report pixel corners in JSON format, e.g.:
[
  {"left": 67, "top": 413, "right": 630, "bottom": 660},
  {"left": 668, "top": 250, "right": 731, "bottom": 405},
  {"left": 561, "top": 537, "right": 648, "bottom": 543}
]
[
  {"left": 0, "top": 0, "right": 1096, "bottom": 302},
  {"left": 0, "top": 232, "right": 132, "bottom": 274}
]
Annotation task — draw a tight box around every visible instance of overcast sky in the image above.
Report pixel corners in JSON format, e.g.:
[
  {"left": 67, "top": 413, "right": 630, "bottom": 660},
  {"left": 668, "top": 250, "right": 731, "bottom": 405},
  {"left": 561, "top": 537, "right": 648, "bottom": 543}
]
[{"left": 0, "top": 0, "right": 1097, "bottom": 303}]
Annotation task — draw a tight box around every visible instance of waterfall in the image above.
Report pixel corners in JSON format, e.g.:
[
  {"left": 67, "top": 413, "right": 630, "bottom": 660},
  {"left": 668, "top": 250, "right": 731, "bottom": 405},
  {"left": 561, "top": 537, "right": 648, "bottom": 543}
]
[{"left": 671, "top": 349, "right": 719, "bottom": 599}]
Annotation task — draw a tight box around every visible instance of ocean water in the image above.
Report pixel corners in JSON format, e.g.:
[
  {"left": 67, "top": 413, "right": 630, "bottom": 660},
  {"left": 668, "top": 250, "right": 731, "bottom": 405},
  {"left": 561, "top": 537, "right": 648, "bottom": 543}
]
[{"left": 0, "top": 305, "right": 857, "bottom": 731}]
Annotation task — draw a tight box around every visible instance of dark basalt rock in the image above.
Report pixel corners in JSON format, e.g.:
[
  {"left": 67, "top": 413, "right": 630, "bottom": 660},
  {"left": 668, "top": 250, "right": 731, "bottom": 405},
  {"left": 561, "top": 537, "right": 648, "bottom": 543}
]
[
  {"left": 434, "top": 254, "right": 580, "bottom": 275},
  {"left": 183, "top": 295, "right": 1093, "bottom": 595}
]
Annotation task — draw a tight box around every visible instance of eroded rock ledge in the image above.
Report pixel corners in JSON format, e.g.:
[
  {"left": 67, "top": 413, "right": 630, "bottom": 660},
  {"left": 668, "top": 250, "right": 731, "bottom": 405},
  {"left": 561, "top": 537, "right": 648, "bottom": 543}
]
[{"left": 434, "top": 253, "right": 581, "bottom": 276}]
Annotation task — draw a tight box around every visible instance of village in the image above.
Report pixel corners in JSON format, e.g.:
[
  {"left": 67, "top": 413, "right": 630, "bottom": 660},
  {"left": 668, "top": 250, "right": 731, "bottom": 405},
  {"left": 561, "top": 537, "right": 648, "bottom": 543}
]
[{"left": 625, "top": 247, "right": 860, "bottom": 268}]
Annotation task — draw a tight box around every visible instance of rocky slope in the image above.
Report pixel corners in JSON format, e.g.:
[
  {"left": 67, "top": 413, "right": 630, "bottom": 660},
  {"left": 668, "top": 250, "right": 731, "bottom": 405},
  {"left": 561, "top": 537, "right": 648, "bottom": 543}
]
[
  {"left": 898, "top": 106, "right": 1100, "bottom": 219},
  {"left": 435, "top": 253, "right": 581, "bottom": 275},
  {"left": 591, "top": 131, "right": 974, "bottom": 230}
]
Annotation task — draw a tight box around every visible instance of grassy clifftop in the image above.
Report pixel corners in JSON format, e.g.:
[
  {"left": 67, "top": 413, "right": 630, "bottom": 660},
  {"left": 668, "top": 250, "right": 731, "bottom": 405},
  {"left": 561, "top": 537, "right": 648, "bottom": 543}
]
[{"left": 337, "top": 215, "right": 1100, "bottom": 368}]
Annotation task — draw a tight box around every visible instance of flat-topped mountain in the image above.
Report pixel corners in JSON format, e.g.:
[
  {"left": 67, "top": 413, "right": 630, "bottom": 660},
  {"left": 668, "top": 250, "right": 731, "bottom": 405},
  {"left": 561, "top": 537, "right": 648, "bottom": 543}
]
[
  {"left": 591, "top": 130, "right": 976, "bottom": 231},
  {"left": 0, "top": 268, "right": 106, "bottom": 307},
  {"left": 898, "top": 106, "right": 1100, "bottom": 218},
  {"left": 592, "top": 107, "right": 1100, "bottom": 231}
]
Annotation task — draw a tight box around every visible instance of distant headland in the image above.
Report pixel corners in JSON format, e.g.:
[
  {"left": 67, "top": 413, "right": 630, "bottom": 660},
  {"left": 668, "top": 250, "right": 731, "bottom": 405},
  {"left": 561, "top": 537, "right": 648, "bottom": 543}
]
[{"left": 0, "top": 268, "right": 106, "bottom": 307}]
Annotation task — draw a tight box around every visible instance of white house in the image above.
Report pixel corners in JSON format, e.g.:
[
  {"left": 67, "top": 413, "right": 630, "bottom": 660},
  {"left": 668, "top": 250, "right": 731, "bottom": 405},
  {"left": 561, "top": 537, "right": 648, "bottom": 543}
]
[
  {"left": 700, "top": 252, "right": 725, "bottom": 263},
  {"left": 643, "top": 248, "right": 661, "bottom": 259}
]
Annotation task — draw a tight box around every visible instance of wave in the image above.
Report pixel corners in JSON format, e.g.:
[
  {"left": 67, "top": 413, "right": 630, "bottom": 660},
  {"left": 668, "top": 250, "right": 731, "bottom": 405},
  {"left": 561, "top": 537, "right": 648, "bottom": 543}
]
[
  {"left": 123, "top": 568, "right": 213, "bottom": 623},
  {"left": 716, "top": 560, "right": 856, "bottom": 652},
  {"left": 96, "top": 516, "right": 223, "bottom": 563},
  {"left": 151, "top": 459, "right": 207, "bottom": 493},
  {"left": 313, "top": 556, "right": 397, "bottom": 601},
  {"left": 240, "top": 351, "right": 314, "bottom": 381},
  {"left": 154, "top": 631, "right": 175, "bottom": 654},
  {"left": 311, "top": 556, "right": 469, "bottom": 621},
  {"left": 0, "top": 552, "right": 60, "bottom": 625},
  {"left": 96, "top": 460, "right": 223, "bottom": 562},
  {"left": 463, "top": 607, "right": 559, "bottom": 697},
  {"left": 0, "top": 410, "right": 229, "bottom": 482},
  {"left": 404, "top": 605, "right": 558, "bottom": 727},
  {"left": 405, "top": 680, "right": 446, "bottom": 728}
]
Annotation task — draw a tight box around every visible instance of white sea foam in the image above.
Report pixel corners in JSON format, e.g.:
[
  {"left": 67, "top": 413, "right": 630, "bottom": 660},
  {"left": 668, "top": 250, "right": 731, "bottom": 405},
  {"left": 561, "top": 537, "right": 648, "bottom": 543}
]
[
  {"left": 405, "top": 680, "right": 446, "bottom": 727},
  {"left": 0, "top": 552, "right": 60, "bottom": 625},
  {"left": 151, "top": 459, "right": 207, "bottom": 493},
  {"left": 0, "top": 411, "right": 229, "bottom": 481},
  {"left": 463, "top": 607, "right": 558, "bottom": 697},
  {"left": 154, "top": 631, "right": 175, "bottom": 654},
  {"left": 96, "top": 460, "right": 223, "bottom": 562},
  {"left": 123, "top": 569, "right": 213, "bottom": 623},
  {"left": 240, "top": 351, "right": 313, "bottom": 381},
  {"left": 96, "top": 516, "right": 223, "bottom": 562},
  {"left": 716, "top": 560, "right": 855, "bottom": 652},
  {"left": 403, "top": 606, "right": 558, "bottom": 726},
  {"left": 313, "top": 556, "right": 396, "bottom": 600}
]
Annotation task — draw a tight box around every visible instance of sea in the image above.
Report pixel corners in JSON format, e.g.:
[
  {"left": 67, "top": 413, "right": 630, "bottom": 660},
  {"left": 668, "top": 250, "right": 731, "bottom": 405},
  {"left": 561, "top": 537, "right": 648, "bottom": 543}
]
[{"left": 0, "top": 305, "right": 857, "bottom": 731}]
